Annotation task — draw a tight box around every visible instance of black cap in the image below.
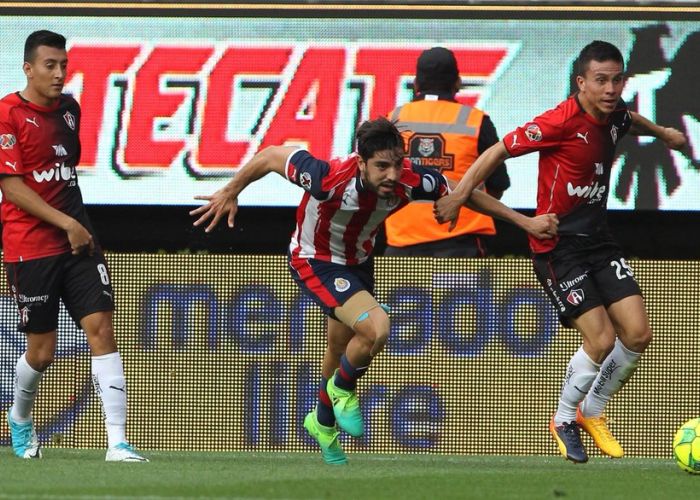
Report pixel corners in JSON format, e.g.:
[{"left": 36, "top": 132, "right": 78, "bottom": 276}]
[{"left": 415, "top": 47, "right": 459, "bottom": 92}]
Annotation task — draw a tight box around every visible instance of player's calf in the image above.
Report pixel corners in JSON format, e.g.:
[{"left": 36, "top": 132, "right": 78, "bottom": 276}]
[{"left": 327, "top": 365, "right": 365, "bottom": 437}]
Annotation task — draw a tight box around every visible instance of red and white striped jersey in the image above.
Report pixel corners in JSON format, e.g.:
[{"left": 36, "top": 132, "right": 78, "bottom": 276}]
[{"left": 285, "top": 150, "right": 449, "bottom": 265}]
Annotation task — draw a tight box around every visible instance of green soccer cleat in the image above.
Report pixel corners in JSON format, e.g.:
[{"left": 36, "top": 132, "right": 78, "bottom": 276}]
[
  {"left": 7, "top": 407, "right": 42, "bottom": 459},
  {"left": 303, "top": 411, "right": 347, "bottom": 465},
  {"left": 326, "top": 370, "right": 364, "bottom": 437}
]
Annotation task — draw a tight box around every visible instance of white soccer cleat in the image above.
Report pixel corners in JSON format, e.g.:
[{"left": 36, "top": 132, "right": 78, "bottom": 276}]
[
  {"left": 7, "top": 408, "right": 42, "bottom": 459},
  {"left": 105, "top": 442, "right": 149, "bottom": 462}
]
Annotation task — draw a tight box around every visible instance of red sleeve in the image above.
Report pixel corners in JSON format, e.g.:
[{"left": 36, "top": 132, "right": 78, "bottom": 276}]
[
  {"left": 502, "top": 107, "right": 564, "bottom": 158},
  {"left": 0, "top": 104, "right": 23, "bottom": 175}
]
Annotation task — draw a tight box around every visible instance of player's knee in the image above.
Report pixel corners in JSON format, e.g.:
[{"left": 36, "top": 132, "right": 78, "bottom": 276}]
[
  {"left": 639, "top": 326, "right": 653, "bottom": 350},
  {"left": 625, "top": 326, "right": 653, "bottom": 353},
  {"left": 354, "top": 333, "right": 375, "bottom": 353},
  {"left": 354, "top": 307, "right": 390, "bottom": 356},
  {"left": 85, "top": 322, "right": 117, "bottom": 352},
  {"left": 92, "top": 323, "right": 115, "bottom": 341},
  {"left": 327, "top": 336, "right": 348, "bottom": 357},
  {"left": 27, "top": 351, "right": 54, "bottom": 372},
  {"left": 371, "top": 313, "right": 390, "bottom": 354}
]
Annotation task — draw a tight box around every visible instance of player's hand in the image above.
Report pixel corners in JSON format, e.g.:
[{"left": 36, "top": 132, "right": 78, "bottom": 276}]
[
  {"left": 65, "top": 219, "right": 94, "bottom": 255},
  {"left": 434, "top": 194, "right": 465, "bottom": 231},
  {"left": 190, "top": 189, "right": 239, "bottom": 233},
  {"left": 661, "top": 127, "right": 687, "bottom": 150},
  {"left": 527, "top": 213, "right": 559, "bottom": 240}
]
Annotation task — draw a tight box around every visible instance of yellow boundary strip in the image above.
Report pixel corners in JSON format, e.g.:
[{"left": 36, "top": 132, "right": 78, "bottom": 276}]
[{"left": 0, "top": 2, "right": 698, "bottom": 13}]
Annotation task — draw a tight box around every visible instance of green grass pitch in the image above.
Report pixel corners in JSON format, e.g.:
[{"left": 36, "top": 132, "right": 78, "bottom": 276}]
[{"left": 0, "top": 449, "right": 696, "bottom": 499}]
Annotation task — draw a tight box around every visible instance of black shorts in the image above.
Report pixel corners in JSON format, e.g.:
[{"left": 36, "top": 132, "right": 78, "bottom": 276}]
[
  {"left": 288, "top": 255, "right": 374, "bottom": 318},
  {"left": 5, "top": 251, "right": 115, "bottom": 333},
  {"left": 532, "top": 235, "right": 641, "bottom": 327}
]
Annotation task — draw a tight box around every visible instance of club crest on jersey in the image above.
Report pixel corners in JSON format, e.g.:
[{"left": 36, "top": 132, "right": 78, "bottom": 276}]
[
  {"left": 566, "top": 288, "right": 585, "bottom": 306},
  {"left": 299, "top": 171, "right": 312, "bottom": 190},
  {"left": 63, "top": 111, "right": 76, "bottom": 131},
  {"left": 334, "top": 277, "right": 351, "bottom": 292},
  {"left": 525, "top": 123, "right": 542, "bottom": 142},
  {"left": 418, "top": 137, "right": 435, "bottom": 157},
  {"left": 610, "top": 124, "right": 618, "bottom": 145},
  {"left": 0, "top": 133, "right": 16, "bottom": 149}
]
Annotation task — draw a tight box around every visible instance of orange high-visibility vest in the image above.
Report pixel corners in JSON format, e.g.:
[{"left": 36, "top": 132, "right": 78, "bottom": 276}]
[{"left": 385, "top": 99, "right": 496, "bottom": 247}]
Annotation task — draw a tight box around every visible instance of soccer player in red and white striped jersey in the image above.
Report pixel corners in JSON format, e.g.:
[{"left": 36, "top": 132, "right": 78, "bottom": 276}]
[{"left": 192, "top": 117, "right": 557, "bottom": 464}]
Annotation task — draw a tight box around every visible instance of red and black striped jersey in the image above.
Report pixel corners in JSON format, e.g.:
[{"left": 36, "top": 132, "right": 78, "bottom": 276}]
[
  {"left": 503, "top": 94, "right": 631, "bottom": 254},
  {"left": 0, "top": 92, "right": 93, "bottom": 262}
]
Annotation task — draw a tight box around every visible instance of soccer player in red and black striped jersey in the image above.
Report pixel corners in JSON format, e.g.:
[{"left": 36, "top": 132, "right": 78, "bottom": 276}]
[
  {"left": 0, "top": 30, "right": 146, "bottom": 461},
  {"left": 191, "top": 117, "right": 557, "bottom": 464},
  {"left": 436, "top": 41, "right": 688, "bottom": 464}
]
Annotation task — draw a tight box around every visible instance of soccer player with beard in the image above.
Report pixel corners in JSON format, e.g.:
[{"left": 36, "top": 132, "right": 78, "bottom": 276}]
[
  {"left": 191, "top": 117, "right": 558, "bottom": 464},
  {"left": 0, "top": 30, "right": 147, "bottom": 462},
  {"left": 435, "top": 41, "right": 687, "bottom": 463}
]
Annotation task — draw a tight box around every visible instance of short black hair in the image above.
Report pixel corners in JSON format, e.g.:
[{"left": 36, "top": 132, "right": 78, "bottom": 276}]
[
  {"left": 355, "top": 117, "right": 404, "bottom": 162},
  {"left": 415, "top": 47, "right": 459, "bottom": 94},
  {"left": 24, "top": 30, "right": 66, "bottom": 63},
  {"left": 575, "top": 40, "right": 624, "bottom": 76}
]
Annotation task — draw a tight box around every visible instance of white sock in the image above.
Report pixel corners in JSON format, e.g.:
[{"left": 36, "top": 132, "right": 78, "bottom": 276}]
[
  {"left": 554, "top": 347, "right": 600, "bottom": 425},
  {"left": 11, "top": 353, "right": 43, "bottom": 422},
  {"left": 91, "top": 352, "right": 127, "bottom": 448},
  {"left": 581, "top": 338, "right": 642, "bottom": 418}
]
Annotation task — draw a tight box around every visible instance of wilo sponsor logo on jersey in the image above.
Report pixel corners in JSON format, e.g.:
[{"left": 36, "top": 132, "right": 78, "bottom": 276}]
[
  {"left": 32, "top": 162, "right": 76, "bottom": 183},
  {"left": 567, "top": 181, "right": 606, "bottom": 202}
]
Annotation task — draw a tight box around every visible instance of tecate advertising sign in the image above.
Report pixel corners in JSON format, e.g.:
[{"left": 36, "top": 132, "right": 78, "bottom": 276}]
[{"left": 1, "top": 17, "right": 697, "bottom": 209}]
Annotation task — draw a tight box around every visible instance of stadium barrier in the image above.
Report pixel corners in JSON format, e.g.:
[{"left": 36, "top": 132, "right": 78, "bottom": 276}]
[{"left": 1, "top": 254, "right": 698, "bottom": 458}]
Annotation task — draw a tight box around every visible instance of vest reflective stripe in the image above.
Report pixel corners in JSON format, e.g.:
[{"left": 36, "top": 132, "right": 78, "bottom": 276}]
[
  {"left": 386, "top": 100, "right": 496, "bottom": 247},
  {"left": 391, "top": 104, "right": 478, "bottom": 136}
]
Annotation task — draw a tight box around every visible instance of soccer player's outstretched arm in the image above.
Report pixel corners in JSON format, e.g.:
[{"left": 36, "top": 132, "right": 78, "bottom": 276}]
[
  {"left": 437, "top": 175, "right": 557, "bottom": 240},
  {"left": 190, "top": 146, "right": 299, "bottom": 232},
  {"left": 0, "top": 176, "right": 94, "bottom": 255},
  {"left": 628, "top": 111, "right": 687, "bottom": 150},
  {"left": 434, "top": 140, "right": 510, "bottom": 229},
  {"left": 465, "top": 189, "right": 558, "bottom": 240}
]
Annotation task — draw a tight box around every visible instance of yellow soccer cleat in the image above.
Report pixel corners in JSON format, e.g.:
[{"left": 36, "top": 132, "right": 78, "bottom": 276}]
[{"left": 576, "top": 405, "right": 624, "bottom": 458}]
